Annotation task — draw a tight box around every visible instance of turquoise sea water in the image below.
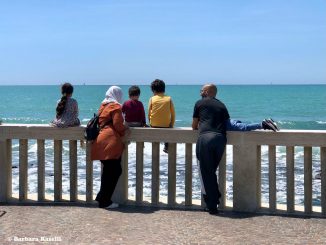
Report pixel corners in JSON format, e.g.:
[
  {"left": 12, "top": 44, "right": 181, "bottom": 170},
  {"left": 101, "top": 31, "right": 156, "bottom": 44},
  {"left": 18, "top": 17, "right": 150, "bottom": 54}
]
[
  {"left": 1, "top": 85, "right": 325, "bottom": 205},
  {"left": 1, "top": 85, "right": 326, "bottom": 128}
]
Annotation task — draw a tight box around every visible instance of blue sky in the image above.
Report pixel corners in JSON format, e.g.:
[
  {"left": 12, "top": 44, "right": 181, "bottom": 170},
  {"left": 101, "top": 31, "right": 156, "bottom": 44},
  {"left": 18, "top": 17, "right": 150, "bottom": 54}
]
[{"left": 0, "top": 0, "right": 325, "bottom": 85}]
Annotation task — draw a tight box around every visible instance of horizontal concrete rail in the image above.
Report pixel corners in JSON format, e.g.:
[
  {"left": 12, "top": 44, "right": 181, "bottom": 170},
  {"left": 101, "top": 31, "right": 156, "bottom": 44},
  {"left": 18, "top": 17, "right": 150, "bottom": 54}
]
[
  {"left": 2, "top": 124, "right": 326, "bottom": 146},
  {"left": 1, "top": 124, "right": 326, "bottom": 216}
]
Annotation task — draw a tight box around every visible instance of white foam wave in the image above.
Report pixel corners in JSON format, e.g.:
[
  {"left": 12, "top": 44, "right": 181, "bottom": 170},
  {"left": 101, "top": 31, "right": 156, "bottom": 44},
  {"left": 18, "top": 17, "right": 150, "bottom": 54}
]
[
  {"left": 316, "top": 121, "right": 326, "bottom": 124},
  {"left": 2, "top": 117, "right": 49, "bottom": 123}
]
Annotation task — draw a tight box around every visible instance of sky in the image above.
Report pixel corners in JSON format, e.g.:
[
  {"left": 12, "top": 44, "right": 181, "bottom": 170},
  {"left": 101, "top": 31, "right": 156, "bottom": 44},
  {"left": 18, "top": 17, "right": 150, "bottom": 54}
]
[{"left": 0, "top": 0, "right": 325, "bottom": 85}]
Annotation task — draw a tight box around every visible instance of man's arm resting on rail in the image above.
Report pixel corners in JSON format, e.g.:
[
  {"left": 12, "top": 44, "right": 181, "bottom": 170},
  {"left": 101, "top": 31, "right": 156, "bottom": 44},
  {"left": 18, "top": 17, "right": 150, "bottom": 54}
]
[{"left": 192, "top": 118, "right": 199, "bottom": 130}]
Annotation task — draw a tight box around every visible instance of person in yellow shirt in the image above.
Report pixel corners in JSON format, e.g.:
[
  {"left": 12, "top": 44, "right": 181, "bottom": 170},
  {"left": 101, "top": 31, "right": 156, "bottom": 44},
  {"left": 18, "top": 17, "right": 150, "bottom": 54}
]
[{"left": 148, "top": 79, "right": 176, "bottom": 153}]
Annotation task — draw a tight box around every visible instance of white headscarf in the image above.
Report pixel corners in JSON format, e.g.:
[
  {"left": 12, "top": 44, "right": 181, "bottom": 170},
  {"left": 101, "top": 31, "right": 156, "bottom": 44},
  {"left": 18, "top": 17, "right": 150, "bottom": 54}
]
[{"left": 102, "top": 86, "right": 123, "bottom": 105}]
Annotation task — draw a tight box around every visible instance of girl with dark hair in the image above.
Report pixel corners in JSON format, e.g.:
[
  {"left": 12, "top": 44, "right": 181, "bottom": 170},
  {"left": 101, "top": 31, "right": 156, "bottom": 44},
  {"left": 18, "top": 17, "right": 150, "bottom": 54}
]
[{"left": 51, "top": 83, "right": 80, "bottom": 128}]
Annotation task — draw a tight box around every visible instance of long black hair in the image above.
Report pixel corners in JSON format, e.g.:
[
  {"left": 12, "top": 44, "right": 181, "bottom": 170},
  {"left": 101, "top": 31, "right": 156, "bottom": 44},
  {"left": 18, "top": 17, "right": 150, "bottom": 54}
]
[{"left": 56, "top": 83, "right": 74, "bottom": 118}]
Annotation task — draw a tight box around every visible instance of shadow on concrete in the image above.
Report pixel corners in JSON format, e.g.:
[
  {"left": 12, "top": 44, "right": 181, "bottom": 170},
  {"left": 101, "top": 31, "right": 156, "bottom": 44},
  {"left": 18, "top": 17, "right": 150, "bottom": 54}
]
[
  {"left": 0, "top": 202, "right": 99, "bottom": 209},
  {"left": 216, "top": 210, "right": 326, "bottom": 220},
  {"left": 139, "top": 207, "right": 326, "bottom": 220},
  {"left": 1, "top": 202, "right": 324, "bottom": 219},
  {"left": 110, "top": 205, "right": 158, "bottom": 214},
  {"left": 109, "top": 206, "right": 260, "bottom": 218}
]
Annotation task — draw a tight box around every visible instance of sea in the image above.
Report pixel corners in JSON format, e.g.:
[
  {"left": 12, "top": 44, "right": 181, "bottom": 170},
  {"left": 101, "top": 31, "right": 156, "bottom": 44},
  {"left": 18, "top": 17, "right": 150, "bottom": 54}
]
[{"left": 1, "top": 84, "right": 326, "bottom": 205}]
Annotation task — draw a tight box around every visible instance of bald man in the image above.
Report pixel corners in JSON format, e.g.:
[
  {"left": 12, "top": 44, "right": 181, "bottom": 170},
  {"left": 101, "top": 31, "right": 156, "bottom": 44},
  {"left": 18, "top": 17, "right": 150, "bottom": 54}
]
[{"left": 192, "top": 84, "right": 230, "bottom": 215}]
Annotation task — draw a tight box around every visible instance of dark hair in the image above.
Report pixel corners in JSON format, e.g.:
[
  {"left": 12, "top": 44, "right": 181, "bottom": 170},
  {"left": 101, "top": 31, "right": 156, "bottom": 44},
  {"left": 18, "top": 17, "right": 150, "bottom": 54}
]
[
  {"left": 56, "top": 83, "right": 74, "bottom": 118},
  {"left": 151, "top": 79, "right": 165, "bottom": 93},
  {"left": 128, "top": 85, "right": 141, "bottom": 97}
]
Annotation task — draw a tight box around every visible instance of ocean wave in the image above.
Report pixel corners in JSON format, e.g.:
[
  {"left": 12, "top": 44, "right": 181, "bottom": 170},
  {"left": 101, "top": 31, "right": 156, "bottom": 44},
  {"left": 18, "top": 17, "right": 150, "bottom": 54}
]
[
  {"left": 2, "top": 117, "right": 49, "bottom": 124},
  {"left": 277, "top": 120, "right": 326, "bottom": 130},
  {"left": 317, "top": 121, "right": 326, "bottom": 124},
  {"left": 277, "top": 120, "right": 295, "bottom": 125}
]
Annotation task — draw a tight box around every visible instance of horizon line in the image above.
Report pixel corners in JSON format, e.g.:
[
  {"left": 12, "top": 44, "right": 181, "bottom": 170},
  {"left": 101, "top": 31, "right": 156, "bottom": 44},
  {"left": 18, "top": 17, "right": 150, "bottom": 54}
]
[{"left": 0, "top": 83, "right": 325, "bottom": 86}]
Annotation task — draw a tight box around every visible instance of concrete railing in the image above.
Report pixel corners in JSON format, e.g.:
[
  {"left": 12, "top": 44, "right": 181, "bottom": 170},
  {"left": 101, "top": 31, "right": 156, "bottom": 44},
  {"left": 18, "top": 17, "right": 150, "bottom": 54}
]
[{"left": 0, "top": 124, "right": 326, "bottom": 216}]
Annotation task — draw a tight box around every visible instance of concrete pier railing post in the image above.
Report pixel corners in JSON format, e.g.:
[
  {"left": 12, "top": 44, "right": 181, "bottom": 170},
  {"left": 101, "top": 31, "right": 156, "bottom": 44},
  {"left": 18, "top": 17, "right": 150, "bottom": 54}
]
[
  {"left": 233, "top": 138, "right": 261, "bottom": 212},
  {"left": 112, "top": 149, "right": 129, "bottom": 204},
  {"left": 0, "top": 139, "right": 12, "bottom": 202}
]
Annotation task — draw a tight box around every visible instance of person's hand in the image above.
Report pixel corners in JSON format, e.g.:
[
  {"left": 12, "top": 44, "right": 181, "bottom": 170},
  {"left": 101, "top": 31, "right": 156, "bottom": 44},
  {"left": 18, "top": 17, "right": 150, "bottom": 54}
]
[
  {"left": 125, "top": 127, "right": 131, "bottom": 137},
  {"left": 122, "top": 128, "right": 131, "bottom": 145},
  {"left": 124, "top": 123, "right": 130, "bottom": 130}
]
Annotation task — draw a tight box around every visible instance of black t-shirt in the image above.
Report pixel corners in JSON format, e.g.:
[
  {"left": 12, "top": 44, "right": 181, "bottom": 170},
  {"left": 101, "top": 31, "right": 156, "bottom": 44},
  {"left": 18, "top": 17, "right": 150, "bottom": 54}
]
[{"left": 193, "top": 97, "right": 230, "bottom": 135}]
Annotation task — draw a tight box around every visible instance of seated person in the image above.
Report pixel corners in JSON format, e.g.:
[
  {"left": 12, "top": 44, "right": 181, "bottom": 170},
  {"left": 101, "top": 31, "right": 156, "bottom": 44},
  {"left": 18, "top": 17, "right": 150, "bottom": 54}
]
[
  {"left": 122, "top": 86, "right": 147, "bottom": 127},
  {"left": 148, "top": 79, "right": 175, "bottom": 153},
  {"left": 51, "top": 83, "right": 80, "bottom": 128}
]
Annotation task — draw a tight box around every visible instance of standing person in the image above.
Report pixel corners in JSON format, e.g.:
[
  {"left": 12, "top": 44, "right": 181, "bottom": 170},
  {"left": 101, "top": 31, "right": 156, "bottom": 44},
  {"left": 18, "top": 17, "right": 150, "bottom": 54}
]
[
  {"left": 192, "top": 84, "right": 230, "bottom": 215},
  {"left": 51, "top": 83, "right": 80, "bottom": 128},
  {"left": 148, "top": 79, "right": 175, "bottom": 153},
  {"left": 91, "top": 86, "right": 127, "bottom": 209},
  {"left": 122, "top": 85, "right": 147, "bottom": 127}
]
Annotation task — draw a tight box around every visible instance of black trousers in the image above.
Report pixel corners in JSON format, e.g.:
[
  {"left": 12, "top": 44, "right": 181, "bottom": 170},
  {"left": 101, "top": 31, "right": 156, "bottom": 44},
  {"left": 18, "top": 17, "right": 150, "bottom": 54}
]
[
  {"left": 95, "top": 158, "right": 122, "bottom": 206},
  {"left": 196, "top": 132, "right": 226, "bottom": 210}
]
